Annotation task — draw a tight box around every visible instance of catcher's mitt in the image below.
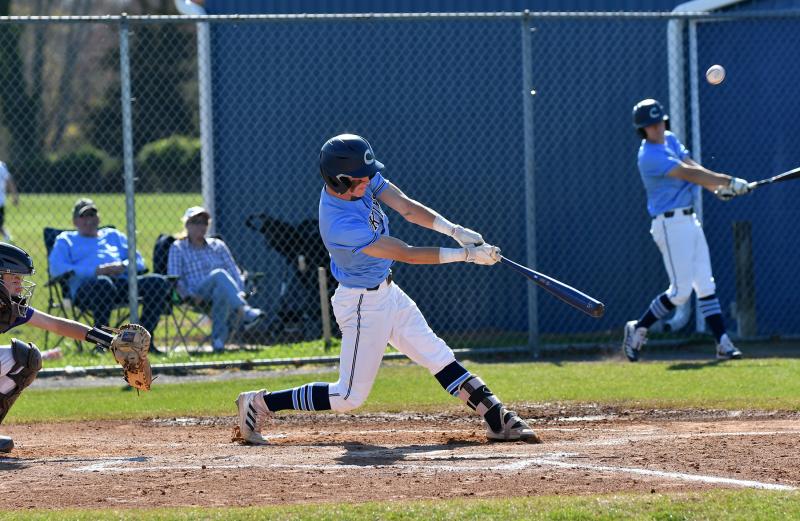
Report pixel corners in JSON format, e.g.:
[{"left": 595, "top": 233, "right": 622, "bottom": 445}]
[{"left": 109, "top": 323, "right": 152, "bottom": 391}]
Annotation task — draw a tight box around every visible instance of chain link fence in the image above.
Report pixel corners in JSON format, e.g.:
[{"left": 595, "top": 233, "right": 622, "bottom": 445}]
[{"left": 1, "top": 12, "right": 798, "bottom": 357}]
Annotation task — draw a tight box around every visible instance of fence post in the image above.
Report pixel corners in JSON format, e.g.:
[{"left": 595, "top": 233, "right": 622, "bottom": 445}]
[
  {"left": 733, "top": 221, "right": 757, "bottom": 338},
  {"left": 318, "top": 267, "right": 332, "bottom": 351},
  {"left": 119, "top": 13, "right": 139, "bottom": 323},
  {"left": 521, "top": 11, "right": 538, "bottom": 357}
]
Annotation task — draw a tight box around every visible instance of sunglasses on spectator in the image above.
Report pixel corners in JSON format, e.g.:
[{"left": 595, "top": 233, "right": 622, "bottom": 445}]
[
  {"left": 187, "top": 217, "right": 210, "bottom": 225},
  {"left": 81, "top": 209, "right": 98, "bottom": 217}
]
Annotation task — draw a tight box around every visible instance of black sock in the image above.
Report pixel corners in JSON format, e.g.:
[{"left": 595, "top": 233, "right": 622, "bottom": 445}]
[
  {"left": 264, "top": 383, "right": 331, "bottom": 412},
  {"left": 704, "top": 314, "right": 726, "bottom": 342},
  {"left": 434, "top": 360, "right": 471, "bottom": 395},
  {"left": 637, "top": 293, "right": 676, "bottom": 329},
  {"left": 698, "top": 295, "right": 726, "bottom": 342}
]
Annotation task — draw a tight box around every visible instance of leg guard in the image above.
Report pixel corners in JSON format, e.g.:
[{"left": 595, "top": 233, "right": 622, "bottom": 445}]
[
  {"left": 457, "top": 375, "right": 540, "bottom": 443},
  {"left": 456, "top": 376, "right": 502, "bottom": 416},
  {"left": 0, "top": 339, "right": 42, "bottom": 424}
]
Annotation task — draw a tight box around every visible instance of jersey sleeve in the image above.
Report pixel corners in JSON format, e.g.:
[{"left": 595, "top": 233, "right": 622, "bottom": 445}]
[
  {"left": 672, "top": 133, "right": 691, "bottom": 160},
  {"left": 639, "top": 147, "right": 682, "bottom": 178},
  {"left": 327, "top": 216, "right": 380, "bottom": 254},
  {"left": 370, "top": 172, "right": 389, "bottom": 197}
]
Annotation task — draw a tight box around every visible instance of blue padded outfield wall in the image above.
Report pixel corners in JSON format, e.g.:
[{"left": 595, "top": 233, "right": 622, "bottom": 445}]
[{"left": 200, "top": 1, "right": 800, "bottom": 341}]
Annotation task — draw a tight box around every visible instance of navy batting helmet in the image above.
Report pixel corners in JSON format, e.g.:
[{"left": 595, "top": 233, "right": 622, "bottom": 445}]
[
  {"left": 632, "top": 99, "right": 670, "bottom": 137},
  {"left": 319, "top": 134, "right": 384, "bottom": 194}
]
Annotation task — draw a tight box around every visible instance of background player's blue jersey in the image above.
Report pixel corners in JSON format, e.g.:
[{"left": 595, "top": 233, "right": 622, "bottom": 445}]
[
  {"left": 637, "top": 131, "right": 694, "bottom": 216},
  {"left": 319, "top": 173, "right": 393, "bottom": 288}
]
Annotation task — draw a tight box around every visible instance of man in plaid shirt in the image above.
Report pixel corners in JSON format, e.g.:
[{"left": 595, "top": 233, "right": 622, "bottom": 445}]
[{"left": 167, "top": 206, "right": 264, "bottom": 352}]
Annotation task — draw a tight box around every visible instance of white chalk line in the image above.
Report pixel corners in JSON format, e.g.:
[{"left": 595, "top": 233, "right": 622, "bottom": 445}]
[{"left": 64, "top": 451, "right": 798, "bottom": 491}]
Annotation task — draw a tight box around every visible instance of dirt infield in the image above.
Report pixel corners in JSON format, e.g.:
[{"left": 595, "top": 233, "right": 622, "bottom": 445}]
[{"left": 1, "top": 407, "right": 799, "bottom": 508}]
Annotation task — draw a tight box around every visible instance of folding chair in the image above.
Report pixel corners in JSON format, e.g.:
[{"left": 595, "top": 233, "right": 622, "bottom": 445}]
[
  {"left": 152, "top": 233, "right": 264, "bottom": 351},
  {"left": 43, "top": 225, "right": 131, "bottom": 351}
]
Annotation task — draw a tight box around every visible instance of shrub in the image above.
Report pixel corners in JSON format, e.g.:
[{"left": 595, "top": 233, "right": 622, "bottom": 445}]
[
  {"left": 135, "top": 135, "right": 201, "bottom": 192},
  {"left": 47, "top": 145, "right": 121, "bottom": 193}
]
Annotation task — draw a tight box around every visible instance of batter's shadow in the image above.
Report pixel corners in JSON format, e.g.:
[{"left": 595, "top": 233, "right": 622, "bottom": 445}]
[
  {"left": 0, "top": 457, "right": 32, "bottom": 471},
  {"left": 336, "top": 440, "right": 483, "bottom": 467},
  {"left": 666, "top": 360, "right": 725, "bottom": 370}
]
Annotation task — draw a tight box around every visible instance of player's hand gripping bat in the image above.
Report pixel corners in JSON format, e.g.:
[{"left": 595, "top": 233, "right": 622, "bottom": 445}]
[
  {"left": 499, "top": 256, "right": 605, "bottom": 318},
  {"left": 747, "top": 166, "right": 800, "bottom": 191}
]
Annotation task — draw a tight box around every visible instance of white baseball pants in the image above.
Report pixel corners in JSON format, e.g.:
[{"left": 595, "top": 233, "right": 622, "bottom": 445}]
[
  {"left": 328, "top": 279, "right": 456, "bottom": 412},
  {"left": 650, "top": 208, "right": 716, "bottom": 305}
]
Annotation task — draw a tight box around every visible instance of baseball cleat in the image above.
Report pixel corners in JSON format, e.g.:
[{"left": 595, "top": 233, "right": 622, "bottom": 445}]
[
  {"left": 622, "top": 320, "right": 648, "bottom": 362},
  {"left": 486, "top": 409, "right": 541, "bottom": 443},
  {"left": 0, "top": 435, "right": 13, "bottom": 453},
  {"left": 233, "top": 389, "right": 272, "bottom": 445},
  {"left": 716, "top": 334, "right": 743, "bottom": 360}
]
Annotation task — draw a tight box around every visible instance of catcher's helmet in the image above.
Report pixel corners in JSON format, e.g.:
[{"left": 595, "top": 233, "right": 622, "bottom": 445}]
[
  {"left": 0, "top": 243, "right": 34, "bottom": 276},
  {"left": 319, "top": 134, "right": 384, "bottom": 194},
  {"left": 0, "top": 242, "right": 36, "bottom": 323}
]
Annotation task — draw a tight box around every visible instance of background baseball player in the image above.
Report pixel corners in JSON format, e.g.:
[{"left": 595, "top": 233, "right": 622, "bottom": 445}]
[
  {"left": 0, "top": 242, "right": 147, "bottom": 453},
  {"left": 623, "top": 99, "right": 751, "bottom": 362},
  {"left": 235, "top": 134, "right": 539, "bottom": 445}
]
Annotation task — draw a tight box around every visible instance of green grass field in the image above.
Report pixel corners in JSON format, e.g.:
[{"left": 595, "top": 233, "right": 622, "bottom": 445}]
[
  {"left": 11, "top": 358, "right": 800, "bottom": 423},
  {"left": 2, "top": 491, "right": 800, "bottom": 520}
]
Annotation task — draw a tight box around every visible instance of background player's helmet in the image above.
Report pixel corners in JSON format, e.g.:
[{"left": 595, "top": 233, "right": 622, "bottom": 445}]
[
  {"left": 319, "top": 134, "right": 385, "bottom": 194},
  {"left": 0, "top": 242, "right": 36, "bottom": 323},
  {"left": 632, "top": 99, "right": 670, "bottom": 138}
]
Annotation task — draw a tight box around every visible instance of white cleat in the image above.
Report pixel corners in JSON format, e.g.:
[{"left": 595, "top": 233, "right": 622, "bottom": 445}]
[
  {"left": 486, "top": 408, "right": 541, "bottom": 443},
  {"left": 716, "top": 334, "right": 743, "bottom": 360},
  {"left": 622, "top": 320, "right": 648, "bottom": 362},
  {"left": 233, "top": 389, "right": 272, "bottom": 445}
]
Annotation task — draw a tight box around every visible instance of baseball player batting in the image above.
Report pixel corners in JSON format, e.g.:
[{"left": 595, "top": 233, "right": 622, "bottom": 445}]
[
  {"left": 234, "top": 134, "right": 540, "bottom": 445},
  {"left": 623, "top": 99, "right": 751, "bottom": 362}
]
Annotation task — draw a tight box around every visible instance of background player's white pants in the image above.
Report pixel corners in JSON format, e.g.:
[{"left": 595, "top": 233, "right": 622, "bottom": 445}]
[
  {"left": 650, "top": 209, "right": 716, "bottom": 305},
  {"left": 328, "top": 280, "right": 456, "bottom": 412}
]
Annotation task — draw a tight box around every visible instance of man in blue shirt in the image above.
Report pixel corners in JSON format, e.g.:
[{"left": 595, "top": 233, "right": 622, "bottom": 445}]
[
  {"left": 622, "top": 99, "right": 752, "bottom": 362},
  {"left": 234, "top": 134, "right": 540, "bottom": 445},
  {"left": 48, "top": 198, "right": 170, "bottom": 352}
]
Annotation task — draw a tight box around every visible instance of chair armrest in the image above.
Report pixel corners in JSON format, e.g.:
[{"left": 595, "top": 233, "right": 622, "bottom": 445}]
[{"left": 46, "top": 270, "right": 75, "bottom": 287}]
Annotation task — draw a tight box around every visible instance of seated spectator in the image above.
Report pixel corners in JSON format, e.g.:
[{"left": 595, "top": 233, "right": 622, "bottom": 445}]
[
  {"left": 167, "top": 206, "right": 264, "bottom": 352},
  {"left": 48, "top": 198, "right": 170, "bottom": 354}
]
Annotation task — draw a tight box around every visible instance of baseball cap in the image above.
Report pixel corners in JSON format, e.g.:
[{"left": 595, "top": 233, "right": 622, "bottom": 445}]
[
  {"left": 182, "top": 206, "right": 211, "bottom": 223},
  {"left": 72, "top": 198, "right": 98, "bottom": 218}
]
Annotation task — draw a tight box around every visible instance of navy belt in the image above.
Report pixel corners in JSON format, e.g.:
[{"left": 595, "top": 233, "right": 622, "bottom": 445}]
[
  {"left": 663, "top": 207, "right": 694, "bottom": 218},
  {"left": 367, "top": 272, "right": 393, "bottom": 291}
]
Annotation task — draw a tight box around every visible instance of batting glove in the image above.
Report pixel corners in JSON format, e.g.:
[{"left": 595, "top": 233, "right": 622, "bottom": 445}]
[
  {"left": 452, "top": 225, "right": 484, "bottom": 247},
  {"left": 465, "top": 244, "right": 501, "bottom": 265},
  {"left": 728, "top": 177, "right": 752, "bottom": 196}
]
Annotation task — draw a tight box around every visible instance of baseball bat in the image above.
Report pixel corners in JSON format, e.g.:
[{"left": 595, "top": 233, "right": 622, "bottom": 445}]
[
  {"left": 499, "top": 256, "right": 605, "bottom": 318},
  {"left": 747, "top": 166, "right": 800, "bottom": 190}
]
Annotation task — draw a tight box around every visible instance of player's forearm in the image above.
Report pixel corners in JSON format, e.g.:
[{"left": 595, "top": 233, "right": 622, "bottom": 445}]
[
  {"left": 671, "top": 164, "right": 730, "bottom": 190},
  {"left": 31, "top": 310, "right": 92, "bottom": 341},
  {"left": 397, "top": 197, "right": 440, "bottom": 228},
  {"left": 385, "top": 245, "right": 452, "bottom": 264}
]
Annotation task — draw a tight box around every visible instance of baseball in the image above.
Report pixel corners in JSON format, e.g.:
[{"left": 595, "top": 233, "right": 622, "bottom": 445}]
[{"left": 706, "top": 64, "right": 726, "bottom": 85}]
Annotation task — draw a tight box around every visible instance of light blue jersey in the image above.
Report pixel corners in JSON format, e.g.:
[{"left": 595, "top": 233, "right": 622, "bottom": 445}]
[
  {"left": 319, "top": 173, "right": 393, "bottom": 288},
  {"left": 637, "top": 131, "right": 694, "bottom": 217}
]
